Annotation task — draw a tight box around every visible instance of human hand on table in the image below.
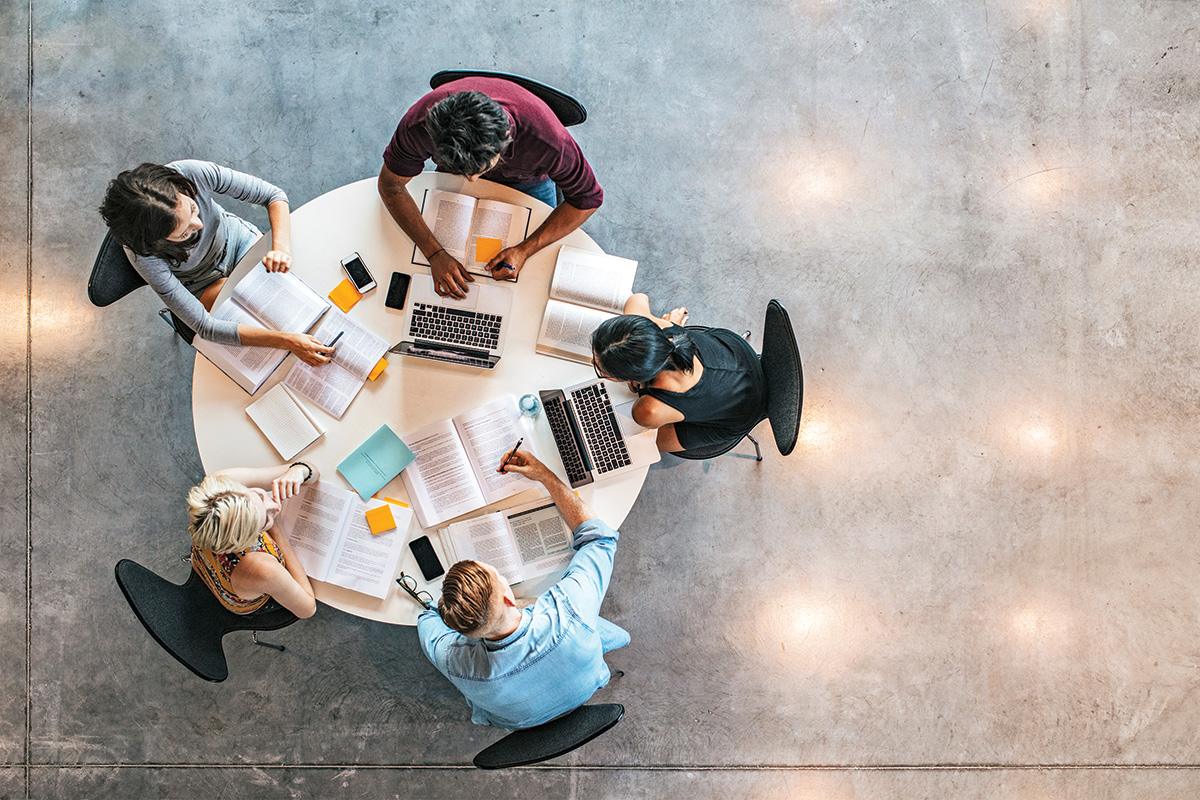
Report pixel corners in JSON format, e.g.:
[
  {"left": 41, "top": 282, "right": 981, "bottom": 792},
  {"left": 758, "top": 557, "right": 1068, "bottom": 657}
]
[
  {"left": 430, "top": 249, "right": 473, "bottom": 298},
  {"left": 497, "top": 449, "right": 554, "bottom": 484},
  {"left": 272, "top": 464, "right": 310, "bottom": 502},
  {"left": 261, "top": 249, "right": 292, "bottom": 273},
  {"left": 289, "top": 333, "right": 336, "bottom": 366},
  {"left": 662, "top": 306, "right": 689, "bottom": 325},
  {"left": 487, "top": 245, "right": 529, "bottom": 282}
]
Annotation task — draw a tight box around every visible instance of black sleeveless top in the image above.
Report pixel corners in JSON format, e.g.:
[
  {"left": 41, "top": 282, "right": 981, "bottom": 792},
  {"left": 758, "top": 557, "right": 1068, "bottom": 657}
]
[{"left": 638, "top": 325, "right": 767, "bottom": 450}]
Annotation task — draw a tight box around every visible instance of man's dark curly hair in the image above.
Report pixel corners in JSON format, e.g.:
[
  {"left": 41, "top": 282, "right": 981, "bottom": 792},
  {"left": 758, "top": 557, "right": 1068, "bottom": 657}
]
[{"left": 425, "top": 91, "right": 513, "bottom": 176}]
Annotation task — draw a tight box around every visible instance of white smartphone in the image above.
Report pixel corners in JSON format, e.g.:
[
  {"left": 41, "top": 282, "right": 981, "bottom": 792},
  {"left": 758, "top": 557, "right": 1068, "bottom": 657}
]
[{"left": 341, "top": 252, "right": 377, "bottom": 292}]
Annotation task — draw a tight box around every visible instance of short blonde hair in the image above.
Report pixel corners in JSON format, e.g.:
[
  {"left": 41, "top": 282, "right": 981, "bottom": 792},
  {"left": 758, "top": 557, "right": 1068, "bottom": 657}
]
[
  {"left": 187, "top": 475, "right": 262, "bottom": 554},
  {"left": 439, "top": 560, "right": 496, "bottom": 636}
]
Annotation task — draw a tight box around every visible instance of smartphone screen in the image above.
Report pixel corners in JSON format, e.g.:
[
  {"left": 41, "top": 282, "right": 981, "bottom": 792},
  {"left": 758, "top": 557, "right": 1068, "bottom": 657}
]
[
  {"left": 342, "top": 254, "right": 375, "bottom": 291},
  {"left": 409, "top": 535, "right": 445, "bottom": 581}
]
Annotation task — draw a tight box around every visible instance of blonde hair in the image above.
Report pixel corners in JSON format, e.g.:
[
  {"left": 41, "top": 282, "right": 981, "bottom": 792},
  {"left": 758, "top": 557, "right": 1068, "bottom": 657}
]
[
  {"left": 439, "top": 560, "right": 496, "bottom": 636},
  {"left": 187, "top": 475, "right": 262, "bottom": 554}
]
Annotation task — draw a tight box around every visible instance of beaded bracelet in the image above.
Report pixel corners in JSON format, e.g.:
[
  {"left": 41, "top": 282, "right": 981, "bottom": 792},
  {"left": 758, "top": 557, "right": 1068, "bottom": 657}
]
[{"left": 289, "top": 461, "right": 313, "bottom": 483}]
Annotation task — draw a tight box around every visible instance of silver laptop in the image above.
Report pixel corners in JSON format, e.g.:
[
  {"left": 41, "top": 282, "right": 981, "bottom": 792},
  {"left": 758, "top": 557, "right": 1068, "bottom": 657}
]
[
  {"left": 540, "top": 379, "right": 660, "bottom": 488},
  {"left": 390, "top": 274, "right": 513, "bottom": 369}
]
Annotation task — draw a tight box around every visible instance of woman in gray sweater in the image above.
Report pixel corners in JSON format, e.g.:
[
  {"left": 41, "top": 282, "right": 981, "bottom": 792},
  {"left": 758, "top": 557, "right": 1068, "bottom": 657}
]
[{"left": 99, "top": 160, "right": 332, "bottom": 365}]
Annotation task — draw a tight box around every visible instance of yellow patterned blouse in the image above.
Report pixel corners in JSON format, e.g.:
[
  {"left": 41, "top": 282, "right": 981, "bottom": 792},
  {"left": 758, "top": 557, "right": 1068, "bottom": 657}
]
[{"left": 191, "top": 531, "right": 285, "bottom": 614}]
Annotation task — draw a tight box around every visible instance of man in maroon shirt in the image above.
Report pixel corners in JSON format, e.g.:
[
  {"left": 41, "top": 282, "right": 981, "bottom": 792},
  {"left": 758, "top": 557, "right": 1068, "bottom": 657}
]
[{"left": 378, "top": 76, "right": 604, "bottom": 298}]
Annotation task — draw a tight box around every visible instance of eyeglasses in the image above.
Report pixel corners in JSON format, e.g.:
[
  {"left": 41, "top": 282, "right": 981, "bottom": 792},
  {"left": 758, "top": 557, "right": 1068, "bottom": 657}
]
[
  {"left": 396, "top": 572, "right": 433, "bottom": 610},
  {"left": 592, "top": 355, "right": 612, "bottom": 381}
]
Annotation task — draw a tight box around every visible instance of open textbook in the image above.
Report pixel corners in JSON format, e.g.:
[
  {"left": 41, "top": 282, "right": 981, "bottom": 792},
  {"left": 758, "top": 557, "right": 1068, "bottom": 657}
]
[
  {"left": 282, "top": 309, "right": 390, "bottom": 418},
  {"left": 535, "top": 245, "right": 639, "bottom": 363},
  {"left": 400, "top": 396, "right": 544, "bottom": 529},
  {"left": 438, "top": 498, "right": 573, "bottom": 584},
  {"left": 275, "top": 481, "right": 413, "bottom": 599},
  {"left": 411, "top": 189, "right": 532, "bottom": 277},
  {"left": 193, "top": 264, "right": 331, "bottom": 394}
]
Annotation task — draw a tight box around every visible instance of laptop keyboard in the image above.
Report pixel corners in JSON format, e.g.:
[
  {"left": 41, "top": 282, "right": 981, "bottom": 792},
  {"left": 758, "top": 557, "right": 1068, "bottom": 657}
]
[
  {"left": 409, "top": 303, "right": 503, "bottom": 350},
  {"left": 544, "top": 396, "right": 591, "bottom": 486},
  {"left": 570, "top": 383, "right": 631, "bottom": 473}
]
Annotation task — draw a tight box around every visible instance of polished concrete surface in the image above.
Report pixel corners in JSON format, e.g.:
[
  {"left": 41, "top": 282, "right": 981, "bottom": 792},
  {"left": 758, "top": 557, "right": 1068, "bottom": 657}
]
[{"left": 6, "top": 0, "right": 1200, "bottom": 797}]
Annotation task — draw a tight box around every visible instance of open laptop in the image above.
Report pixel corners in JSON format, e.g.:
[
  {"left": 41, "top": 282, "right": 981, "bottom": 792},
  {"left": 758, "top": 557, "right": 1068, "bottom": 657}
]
[
  {"left": 389, "top": 274, "right": 513, "bottom": 369},
  {"left": 540, "top": 379, "right": 660, "bottom": 488}
]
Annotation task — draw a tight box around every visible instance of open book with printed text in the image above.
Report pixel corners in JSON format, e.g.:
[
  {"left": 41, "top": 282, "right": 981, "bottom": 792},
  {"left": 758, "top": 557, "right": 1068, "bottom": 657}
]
[
  {"left": 193, "top": 264, "right": 330, "bottom": 394},
  {"left": 283, "top": 309, "right": 390, "bottom": 418},
  {"left": 437, "top": 498, "right": 574, "bottom": 584},
  {"left": 275, "top": 481, "right": 413, "bottom": 599},
  {"left": 411, "top": 189, "right": 532, "bottom": 277},
  {"left": 535, "top": 245, "right": 639, "bottom": 364},
  {"left": 400, "top": 396, "right": 544, "bottom": 529}
]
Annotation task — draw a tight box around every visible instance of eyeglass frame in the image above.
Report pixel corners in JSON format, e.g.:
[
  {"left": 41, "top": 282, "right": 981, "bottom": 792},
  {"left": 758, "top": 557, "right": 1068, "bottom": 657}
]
[{"left": 396, "top": 572, "right": 434, "bottom": 610}]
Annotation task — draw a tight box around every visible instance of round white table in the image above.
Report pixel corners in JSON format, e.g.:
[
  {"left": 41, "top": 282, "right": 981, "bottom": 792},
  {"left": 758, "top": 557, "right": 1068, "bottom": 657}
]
[{"left": 192, "top": 172, "right": 648, "bottom": 625}]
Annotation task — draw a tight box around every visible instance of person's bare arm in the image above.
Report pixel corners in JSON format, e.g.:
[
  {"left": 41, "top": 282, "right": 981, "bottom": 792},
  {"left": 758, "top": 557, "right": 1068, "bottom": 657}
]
[
  {"left": 497, "top": 449, "right": 595, "bottom": 530},
  {"left": 486, "top": 203, "right": 597, "bottom": 280},
  {"left": 622, "top": 293, "right": 689, "bottom": 329},
  {"left": 214, "top": 462, "right": 320, "bottom": 500},
  {"left": 377, "top": 166, "right": 473, "bottom": 298}
]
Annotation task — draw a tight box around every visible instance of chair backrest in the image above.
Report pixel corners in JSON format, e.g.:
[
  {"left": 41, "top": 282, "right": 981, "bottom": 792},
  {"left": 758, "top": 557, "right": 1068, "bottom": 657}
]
[
  {"left": 430, "top": 70, "right": 587, "bottom": 127},
  {"left": 760, "top": 300, "right": 803, "bottom": 456},
  {"left": 114, "top": 559, "right": 297, "bottom": 682},
  {"left": 473, "top": 703, "right": 624, "bottom": 769},
  {"left": 88, "top": 231, "right": 146, "bottom": 307}
]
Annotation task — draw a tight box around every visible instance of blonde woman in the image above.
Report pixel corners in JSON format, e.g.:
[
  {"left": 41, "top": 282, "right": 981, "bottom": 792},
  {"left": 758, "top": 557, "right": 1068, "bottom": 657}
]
[{"left": 187, "top": 463, "right": 318, "bottom": 618}]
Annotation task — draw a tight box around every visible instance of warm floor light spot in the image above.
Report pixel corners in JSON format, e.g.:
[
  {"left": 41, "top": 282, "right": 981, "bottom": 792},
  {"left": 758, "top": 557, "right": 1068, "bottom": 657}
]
[
  {"left": 785, "top": 150, "right": 856, "bottom": 209},
  {"left": 1018, "top": 423, "right": 1058, "bottom": 451},
  {"left": 798, "top": 417, "right": 834, "bottom": 450},
  {"left": 1010, "top": 604, "right": 1071, "bottom": 646}
]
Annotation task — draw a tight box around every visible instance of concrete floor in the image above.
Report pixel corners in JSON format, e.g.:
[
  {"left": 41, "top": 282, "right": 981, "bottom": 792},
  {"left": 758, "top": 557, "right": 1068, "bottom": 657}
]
[{"left": 5, "top": 0, "right": 1200, "bottom": 797}]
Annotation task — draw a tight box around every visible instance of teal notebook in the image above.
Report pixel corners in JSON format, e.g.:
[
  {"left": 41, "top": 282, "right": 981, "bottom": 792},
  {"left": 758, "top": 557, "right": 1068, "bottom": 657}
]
[{"left": 337, "top": 424, "right": 416, "bottom": 499}]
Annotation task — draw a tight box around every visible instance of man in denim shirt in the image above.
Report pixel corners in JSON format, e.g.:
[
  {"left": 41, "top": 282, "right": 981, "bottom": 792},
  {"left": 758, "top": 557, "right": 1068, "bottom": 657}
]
[{"left": 417, "top": 450, "right": 629, "bottom": 730}]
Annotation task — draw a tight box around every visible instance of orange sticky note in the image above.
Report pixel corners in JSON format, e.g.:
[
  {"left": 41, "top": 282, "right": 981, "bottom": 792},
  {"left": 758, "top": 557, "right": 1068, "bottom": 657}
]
[
  {"left": 329, "top": 278, "right": 362, "bottom": 313},
  {"left": 368, "top": 358, "right": 388, "bottom": 381},
  {"left": 383, "top": 497, "right": 409, "bottom": 508},
  {"left": 475, "top": 236, "right": 503, "bottom": 262},
  {"left": 365, "top": 504, "right": 397, "bottom": 535}
]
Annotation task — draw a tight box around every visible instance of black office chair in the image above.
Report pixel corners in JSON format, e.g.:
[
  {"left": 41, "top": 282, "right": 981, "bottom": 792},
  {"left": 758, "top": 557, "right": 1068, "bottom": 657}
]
[
  {"left": 88, "top": 231, "right": 196, "bottom": 344},
  {"left": 430, "top": 70, "right": 587, "bottom": 127},
  {"left": 473, "top": 703, "right": 624, "bottom": 770},
  {"left": 114, "top": 559, "right": 297, "bottom": 683},
  {"left": 675, "top": 299, "right": 803, "bottom": 461}
]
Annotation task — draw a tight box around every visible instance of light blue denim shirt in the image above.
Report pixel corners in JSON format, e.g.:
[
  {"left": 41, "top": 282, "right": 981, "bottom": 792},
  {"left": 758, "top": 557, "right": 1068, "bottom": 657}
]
[{"left": 418, "top": 517, "right": 622, "bottom": 730}]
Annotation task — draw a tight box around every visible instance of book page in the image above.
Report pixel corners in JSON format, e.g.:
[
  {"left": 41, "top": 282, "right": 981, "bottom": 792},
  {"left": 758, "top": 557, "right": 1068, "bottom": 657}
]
[
  {"left": 283, "top": 359, "right": 363, "bottom": 420},
  {"left": 307, "top": 309, "right": 389, "bottom": 381},
  {"left": 415, "top": 189, "right": 475, "bottom": 264},
  {"left": 548, "top": 245, "right": 638, "bottom": 313},
  {"left": 245, "top": 383, "right": 323, "bottom": 460},
  {"left": 536, "top": 299, "right": 615, "bottom": 362},
  {"left": 506, "top": 501, "right": 574, "bottom": 582},
  {"left": 324, "top": 499, "right": 413, "bottom": 599},
  {"left": 452, "top": 395, "right": 540, "bottom": 505},
  {"left": 275, "top": 481, "right": 354, "bottom": 582},
  {"left": 444, "top": 512, "right": 522, "bottom": 582},
  {"left": 193, "top": 302, "right": 289, "bottom": 393},
  {"left": 230, "top": 263, "right": 330, "bottom": 333},
  {"left": 464, "top": 199, "right": 531, "bottom": 273},
  {"left": 399, "top": 419, "right": 488, "bottom": 528}
]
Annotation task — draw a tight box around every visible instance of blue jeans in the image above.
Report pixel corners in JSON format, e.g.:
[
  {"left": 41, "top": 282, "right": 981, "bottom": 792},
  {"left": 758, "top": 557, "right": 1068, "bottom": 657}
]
[
  {"left": 509, "top": 178, "right": 558, "bottom": 209},
  {"left": 220, "top": 213, "right": 263, "bottom": 277},
  {"left": 598, "top": 616, "right": 630, "bottom": 653}
]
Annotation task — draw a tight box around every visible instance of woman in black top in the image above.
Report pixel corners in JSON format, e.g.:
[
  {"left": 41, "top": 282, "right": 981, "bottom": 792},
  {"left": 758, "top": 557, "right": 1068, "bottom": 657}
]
[{"left": 591, "top": 294, "right": 767, "bottom": 453}]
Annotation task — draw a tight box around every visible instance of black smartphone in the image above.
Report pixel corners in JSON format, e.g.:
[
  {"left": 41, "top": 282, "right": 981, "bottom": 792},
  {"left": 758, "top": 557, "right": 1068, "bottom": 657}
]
[
  {"left": 386, "top": 271, "right": 411, "bottom": 310},
  {"left": 341, "top": 252, "right": 376, "bottom": 292},
  {"left": 408, "top": 535, "right": 445, "bottom": 581}
]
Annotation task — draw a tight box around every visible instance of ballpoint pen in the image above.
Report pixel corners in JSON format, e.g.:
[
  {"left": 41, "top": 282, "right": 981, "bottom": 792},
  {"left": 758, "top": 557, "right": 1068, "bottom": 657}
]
[
  {"left": 326, "top": 330, "right": 345, "bottom": 348},
  {"left": 500, "top": 438, "right": 523, "bottom": 471}
]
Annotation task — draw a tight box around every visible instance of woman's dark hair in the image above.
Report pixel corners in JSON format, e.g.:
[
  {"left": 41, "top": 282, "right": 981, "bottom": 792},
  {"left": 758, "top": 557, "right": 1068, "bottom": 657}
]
[
  {"left": 592, "top": 315, "right": 697, "bottom": 383},
  {"left": 425, "top": 91, "right": 513, "bottom": 176},
  {"left": 98, "top": 163, "right": 198, "bottom": 267}
]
